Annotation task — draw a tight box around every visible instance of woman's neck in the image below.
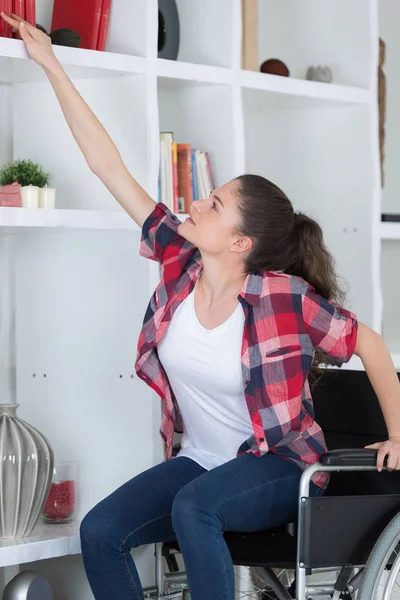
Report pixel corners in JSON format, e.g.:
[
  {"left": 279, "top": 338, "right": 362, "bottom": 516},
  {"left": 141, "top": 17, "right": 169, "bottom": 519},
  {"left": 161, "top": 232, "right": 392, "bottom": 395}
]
[{"left": 198, "top": 259, "right": 248, "bottom": 307}]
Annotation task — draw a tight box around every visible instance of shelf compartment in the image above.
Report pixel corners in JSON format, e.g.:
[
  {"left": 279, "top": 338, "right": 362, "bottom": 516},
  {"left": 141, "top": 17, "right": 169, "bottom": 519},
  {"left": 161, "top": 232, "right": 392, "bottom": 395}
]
[
  {"left": 11, "top": 74, "right": 149, "bottom": 212},
  {"left": 157, "top": 77, "right": 236, "bottom": 192},
  {"left": 173, "top": 0, "right": 235, "bottom": 68},
  {"left": 255, "top": 0, "right": 373, "bottom": 88}
]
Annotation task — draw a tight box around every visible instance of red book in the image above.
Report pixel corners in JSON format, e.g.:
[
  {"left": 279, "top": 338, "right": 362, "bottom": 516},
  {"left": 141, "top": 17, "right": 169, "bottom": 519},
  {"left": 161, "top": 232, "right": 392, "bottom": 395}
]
[
  {"left": 25, "top": 0, "right": 36, "bottom": 26},
  {"left": 177, "top": 144, "right": 193, "bottom": 213},
  {"left": 97, "top": 0, "right": 112, "bottom": 51},
  {"left": 51, "top": 0, "right": 103, "bottom": 50},
  {"left": 1, "top": 0, "right": 12, "bottom": 37},
  {"left": 12, "top": 0, "right": 23, "bottom": 38}
]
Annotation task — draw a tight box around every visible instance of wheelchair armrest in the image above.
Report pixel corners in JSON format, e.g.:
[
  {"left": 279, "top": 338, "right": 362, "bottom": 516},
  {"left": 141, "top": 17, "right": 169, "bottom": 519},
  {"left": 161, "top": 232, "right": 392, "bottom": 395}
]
[{"left": 319, "top": 448, "right": 378, "bottom": 467}]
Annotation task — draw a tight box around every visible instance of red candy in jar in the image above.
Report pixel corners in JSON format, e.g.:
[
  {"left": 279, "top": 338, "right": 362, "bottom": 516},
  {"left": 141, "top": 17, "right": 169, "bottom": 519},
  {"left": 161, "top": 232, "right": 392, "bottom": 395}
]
[{"left": 43, "top": 462, "right": 77, "bottom": 524}]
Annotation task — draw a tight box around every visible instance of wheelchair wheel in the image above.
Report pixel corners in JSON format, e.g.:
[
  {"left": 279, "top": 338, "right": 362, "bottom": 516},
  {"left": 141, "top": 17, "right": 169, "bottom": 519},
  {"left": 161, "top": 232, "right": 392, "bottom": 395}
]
[
  {"left": 236, "top": 566, "right": 295, "bottom": 599},
  {"left": 358, "top": 511, "right": 400, "bottom": 599}
]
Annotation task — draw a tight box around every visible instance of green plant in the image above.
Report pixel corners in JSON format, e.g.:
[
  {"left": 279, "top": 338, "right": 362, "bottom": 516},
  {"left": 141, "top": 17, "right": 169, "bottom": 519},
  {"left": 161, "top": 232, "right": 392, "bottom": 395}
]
[{"left": 0, "top": 159, "right": 50, "bottom": 188}]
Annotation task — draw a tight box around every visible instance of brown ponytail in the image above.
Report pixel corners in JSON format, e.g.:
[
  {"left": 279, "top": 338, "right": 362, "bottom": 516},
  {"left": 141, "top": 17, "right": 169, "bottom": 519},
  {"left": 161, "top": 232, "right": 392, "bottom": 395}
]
[{"left": 288, "top": 211, "right": 345, "bottom": 304}]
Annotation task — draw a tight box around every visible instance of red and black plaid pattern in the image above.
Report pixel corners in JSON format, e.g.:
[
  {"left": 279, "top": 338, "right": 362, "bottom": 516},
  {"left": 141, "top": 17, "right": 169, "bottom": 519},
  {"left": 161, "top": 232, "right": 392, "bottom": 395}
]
[{"left": 135, "top": 203, "right": 358, "bottom": 487}]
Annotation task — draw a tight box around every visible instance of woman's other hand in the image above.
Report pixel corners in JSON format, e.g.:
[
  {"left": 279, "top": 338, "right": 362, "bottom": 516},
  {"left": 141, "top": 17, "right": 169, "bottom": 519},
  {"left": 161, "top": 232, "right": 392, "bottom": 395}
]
[
  {"left": 366, "top": 437, "right": 400, "bottom": 472},
  {"left": 0, "top": 12, "right": 57, "bottom": 70}
]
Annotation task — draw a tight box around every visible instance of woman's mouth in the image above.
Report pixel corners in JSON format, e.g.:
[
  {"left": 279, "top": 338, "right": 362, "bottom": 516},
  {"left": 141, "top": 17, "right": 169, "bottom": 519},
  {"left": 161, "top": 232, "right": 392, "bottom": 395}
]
[{"left": 185, "top": 217, "right": 195, "bottom": 225}]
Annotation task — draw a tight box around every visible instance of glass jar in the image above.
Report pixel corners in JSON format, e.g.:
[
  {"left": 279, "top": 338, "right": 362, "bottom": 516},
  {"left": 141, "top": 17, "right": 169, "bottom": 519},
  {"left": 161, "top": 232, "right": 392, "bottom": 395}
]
[{"left": 43, "top": 461, "right": 77, "bottom": 524}]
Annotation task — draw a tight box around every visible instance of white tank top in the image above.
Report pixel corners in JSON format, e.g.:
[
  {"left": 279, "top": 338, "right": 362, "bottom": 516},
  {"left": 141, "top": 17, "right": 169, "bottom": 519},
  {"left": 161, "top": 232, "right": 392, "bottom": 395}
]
[{"left": 157, "top": 287, "right": 254, "bottom": 470}]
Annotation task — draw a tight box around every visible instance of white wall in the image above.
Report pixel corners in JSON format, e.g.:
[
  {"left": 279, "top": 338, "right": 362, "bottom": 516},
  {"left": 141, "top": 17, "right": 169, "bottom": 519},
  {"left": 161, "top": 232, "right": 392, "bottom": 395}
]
[{"left": 379, "top": 0, "right": 400, "bottom": 215}]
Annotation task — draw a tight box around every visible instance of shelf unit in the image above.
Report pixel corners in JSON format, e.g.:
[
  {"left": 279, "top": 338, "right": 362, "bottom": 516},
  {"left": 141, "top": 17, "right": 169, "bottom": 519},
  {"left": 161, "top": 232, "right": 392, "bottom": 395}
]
[{"left": 0, "top": 0, "right": 383, "bottom": 597}]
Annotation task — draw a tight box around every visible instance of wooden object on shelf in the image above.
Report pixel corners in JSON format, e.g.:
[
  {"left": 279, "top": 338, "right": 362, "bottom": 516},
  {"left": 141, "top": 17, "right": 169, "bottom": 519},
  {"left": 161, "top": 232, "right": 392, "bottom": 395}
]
[
  {"left": 379, "top": 38, "right": 386, "bottom": 188},
  {"left": 241, "top": 0, "right": 258, "bottom": 71}
]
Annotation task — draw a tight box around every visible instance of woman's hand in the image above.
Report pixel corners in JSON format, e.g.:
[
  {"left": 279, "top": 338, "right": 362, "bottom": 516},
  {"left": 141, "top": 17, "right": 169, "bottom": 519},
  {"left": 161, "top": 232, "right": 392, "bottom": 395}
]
[
  {"left": 0, "top": 12, "right": 57, "bottom": 70},
  {"left": 366, "top": 437, "right": 400, "bottom": 472}
]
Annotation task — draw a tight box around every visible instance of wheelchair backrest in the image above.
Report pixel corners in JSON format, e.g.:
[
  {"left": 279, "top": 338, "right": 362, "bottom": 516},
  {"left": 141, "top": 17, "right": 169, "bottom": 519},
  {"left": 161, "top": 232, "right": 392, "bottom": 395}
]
[{"left": 312, "top": 369, "right": 400, "bottom": 495}]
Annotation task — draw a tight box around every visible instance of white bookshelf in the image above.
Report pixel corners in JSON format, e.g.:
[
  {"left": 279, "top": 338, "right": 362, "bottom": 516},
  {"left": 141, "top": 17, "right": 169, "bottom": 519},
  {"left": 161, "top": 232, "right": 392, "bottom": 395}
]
[{"left": 0, "top": 1, "right": 385, "bottom": 598}]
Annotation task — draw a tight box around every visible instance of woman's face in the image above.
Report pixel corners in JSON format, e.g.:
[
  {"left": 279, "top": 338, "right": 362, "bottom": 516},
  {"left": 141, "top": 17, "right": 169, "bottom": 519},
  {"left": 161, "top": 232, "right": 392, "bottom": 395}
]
[{"left": 178, "top": 179, "right": 251, "bottom": 259}]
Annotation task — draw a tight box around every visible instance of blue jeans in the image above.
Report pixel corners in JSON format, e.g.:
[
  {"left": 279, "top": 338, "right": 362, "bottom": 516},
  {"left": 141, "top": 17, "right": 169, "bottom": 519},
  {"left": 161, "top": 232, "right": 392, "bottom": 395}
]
[{"left": 80, "top": 453, "right": 323, "bottom": 600}]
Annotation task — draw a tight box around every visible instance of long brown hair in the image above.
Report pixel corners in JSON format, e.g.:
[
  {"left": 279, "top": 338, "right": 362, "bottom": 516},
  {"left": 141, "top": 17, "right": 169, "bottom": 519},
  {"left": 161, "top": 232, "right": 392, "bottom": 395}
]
[{"left": 235, "top": 174, "right": 346, "bottom": 372}]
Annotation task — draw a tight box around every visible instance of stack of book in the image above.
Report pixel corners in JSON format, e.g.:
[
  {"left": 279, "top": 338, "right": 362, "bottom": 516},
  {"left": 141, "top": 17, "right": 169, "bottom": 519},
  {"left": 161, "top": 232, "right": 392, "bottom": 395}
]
[
  {"left": 0, "top": 0, "right": 112, "bottom": 50},
  {"left": 0, "top": 0, "right": 36, "bottom": 37},
  {"left": 51, "top": 0, "right": 112, "bottom": 51},
  {"left": 159, "top": 132, "right": 215, "bottom": 214}
]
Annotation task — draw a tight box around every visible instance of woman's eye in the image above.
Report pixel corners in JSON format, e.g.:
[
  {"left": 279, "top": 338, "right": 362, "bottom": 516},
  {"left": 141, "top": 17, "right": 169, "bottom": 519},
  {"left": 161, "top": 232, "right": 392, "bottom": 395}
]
[{"left": 212, "top": 201, "right": 218, "bottom": 211}]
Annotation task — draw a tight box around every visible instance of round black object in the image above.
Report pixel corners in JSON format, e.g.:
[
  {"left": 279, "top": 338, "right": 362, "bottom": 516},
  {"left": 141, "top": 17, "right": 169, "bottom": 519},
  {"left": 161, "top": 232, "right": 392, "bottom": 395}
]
[
  {"left": 158, "top": 0, "right": 180, "bottom": 60},
  {"left": 36, "top": 24, "right": 48, "bottom": 35},
  {"left": 50, "top": 28, "right": 81, "bottom": 47}
]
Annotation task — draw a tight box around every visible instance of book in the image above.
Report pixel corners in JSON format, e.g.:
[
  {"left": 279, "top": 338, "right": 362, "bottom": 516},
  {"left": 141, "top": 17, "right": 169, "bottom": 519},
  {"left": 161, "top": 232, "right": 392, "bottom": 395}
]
[
  {"left": 12, "top": 0, "right": 24, "bottom": 38},
  {"left": 25, "top": 0, "right": 36, "bottom": 27},
  {"left": 205, "top": 152, "right": 215, "bottom": 190},
  {"left": 51, "top": 0, "right": 103, "bottom": 50},
  {"left": 13, "top": 0, "right": 24, "bottom": 18},
  {"left": 177, "top": 144, "right": 193, "bottom": 213},
  {"left": 2, "top": 0, "right": 12, "bottom": 37},
  {"left": 97, "top": 0, "right": 112, "bottom": 51},
  {"left": 159, "top": 132, "right": 174, "bottom": 210},
  {"left": 195, "top": 150, "right": 207, "bottom": 200},
  {"left": 171, "top": 142, "right": 179, "bottom": 213},
  {"left": 191, "top": 148, "right": 198, "bottom": 201}
]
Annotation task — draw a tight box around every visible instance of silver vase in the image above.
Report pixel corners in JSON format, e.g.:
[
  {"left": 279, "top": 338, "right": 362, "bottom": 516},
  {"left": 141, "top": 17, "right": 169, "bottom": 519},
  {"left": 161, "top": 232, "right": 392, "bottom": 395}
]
[{"left": 0, "top": 404, "right": 54, "bottom": 538}]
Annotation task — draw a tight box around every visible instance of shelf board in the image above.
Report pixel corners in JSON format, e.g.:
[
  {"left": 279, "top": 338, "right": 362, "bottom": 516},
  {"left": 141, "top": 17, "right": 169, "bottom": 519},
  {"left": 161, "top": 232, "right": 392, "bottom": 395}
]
[
  {"left": 156, "top": 58, "right": 233, "bottom": 85},
  {"left": 381, "top": 222, "right": 400, "bottom": 240},
  {"left": 240, "top": 70, "right": 372, "bottom": 107},
  {"left": 0, "top": 37, "right": 147, "bottom": 83},
  {"left": 0, "top": 207, "right": 189, "bottom": 232},
  {"left": 0, "top": 520, "right": 80, "bottom": 568}
]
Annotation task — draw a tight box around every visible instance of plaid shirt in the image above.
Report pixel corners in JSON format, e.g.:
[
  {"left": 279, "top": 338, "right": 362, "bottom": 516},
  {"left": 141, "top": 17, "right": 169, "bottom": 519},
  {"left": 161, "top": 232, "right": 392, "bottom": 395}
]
[{"left": 135, "top": 203, "right": 358, "bottom": 487}]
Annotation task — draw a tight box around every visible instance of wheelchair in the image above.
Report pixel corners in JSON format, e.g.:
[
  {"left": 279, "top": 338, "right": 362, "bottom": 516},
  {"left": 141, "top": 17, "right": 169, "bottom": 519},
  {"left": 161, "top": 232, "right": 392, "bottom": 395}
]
[{"left": 143, "top": 370, "right": 400, "bottom": 599}]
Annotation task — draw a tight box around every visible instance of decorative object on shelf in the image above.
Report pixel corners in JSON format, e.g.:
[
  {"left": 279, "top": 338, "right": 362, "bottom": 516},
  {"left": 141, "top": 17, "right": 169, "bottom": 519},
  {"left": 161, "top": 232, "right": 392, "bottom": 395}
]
[
  {"left": 241, "top": 0, "right": 258, "bottom": 71},
  {"left": 0, "top": 404, "right": 54, "bottom": 538},
  {"left": 158, "top": 0, "right": 180, "bottom": 60},
  {"left": 36, "top": 24, "right": 49, "bottom": 35},
  {"left": 43, "top": 461, "right": 77, "bottom": 524},
  {"left": 0, "top": 159, "right": 49, "bottom": 188},
  {"left": 379, "top": 38, "right": 386, "bottom": 188},
  {"left": 260, "top": 59, "right": 290, "bottom": 77},
  {"left": 21, "top": 185, "right": 39, "bottom": 208},
  {"left": 306, "top": 65, "right": 332, "bottom": 83},
  {"left": 39, "top": 185, "right": 57, "bottom": 209},
  {"left": 50, "top": 28, "right": 80, "bottom": 48},
  {"left": 0, "top": 182, "right": 22, "bottom": 207},
  {"left": 3, "top": 570, "right": 53, "bottom": 600}
]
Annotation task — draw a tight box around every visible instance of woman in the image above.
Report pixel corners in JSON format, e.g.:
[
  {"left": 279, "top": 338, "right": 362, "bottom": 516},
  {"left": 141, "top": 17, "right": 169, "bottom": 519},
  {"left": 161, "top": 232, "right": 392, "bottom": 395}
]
[{"left": 2, "top": 13, "right": 400, "bottom": 600}]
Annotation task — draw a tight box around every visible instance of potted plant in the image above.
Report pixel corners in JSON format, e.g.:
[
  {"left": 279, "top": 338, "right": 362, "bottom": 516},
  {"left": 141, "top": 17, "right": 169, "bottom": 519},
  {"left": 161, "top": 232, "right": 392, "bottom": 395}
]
[{"left": 0, "top": 159, "right": 50, "bottom": 208}]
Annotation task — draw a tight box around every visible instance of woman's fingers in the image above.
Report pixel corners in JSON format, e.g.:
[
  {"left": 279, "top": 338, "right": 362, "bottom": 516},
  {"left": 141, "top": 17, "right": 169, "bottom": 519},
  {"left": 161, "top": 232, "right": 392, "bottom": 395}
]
[
  {"left": 0, "top": 12, "right": 19, "bottom": 29},
  {"left": 1, "top": 12, "right": 36, "bottom": 38}
]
